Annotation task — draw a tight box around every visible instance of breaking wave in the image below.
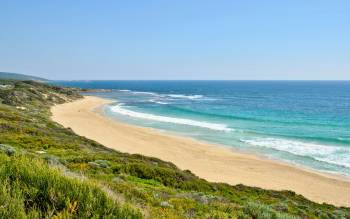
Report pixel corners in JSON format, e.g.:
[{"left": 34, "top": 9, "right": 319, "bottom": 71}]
[
  {"left": 242, "top": 138, "right": 350, "bottom": 168},
  {"left": 110, "top": 104, "right": 232, "bottom": 132}
]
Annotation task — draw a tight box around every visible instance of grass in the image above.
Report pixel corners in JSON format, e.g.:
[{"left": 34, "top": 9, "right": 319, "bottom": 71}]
[
  {"left": 0, "top": 79, "right": 349, "bottom": 218},
  {"left": 0, "top": 153, "right": 141, "bottom": 219}
]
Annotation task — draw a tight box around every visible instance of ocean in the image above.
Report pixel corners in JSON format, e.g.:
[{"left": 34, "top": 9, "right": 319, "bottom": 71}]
[{"left": 53, "top": 81, "right": 350, "bottom": 176}]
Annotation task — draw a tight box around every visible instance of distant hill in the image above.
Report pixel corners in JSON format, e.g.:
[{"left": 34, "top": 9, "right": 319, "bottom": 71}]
[{"left": 0, "top": 72, "right": 48, "bottom": 82}]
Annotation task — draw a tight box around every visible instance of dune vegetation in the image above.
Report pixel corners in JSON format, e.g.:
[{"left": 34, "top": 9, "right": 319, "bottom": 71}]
[{"left": 0, "top": 79, "right": 349, "bottom": 218}]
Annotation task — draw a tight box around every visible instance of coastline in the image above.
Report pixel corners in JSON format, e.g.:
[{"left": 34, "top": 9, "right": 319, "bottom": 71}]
[{"left": 51, "top": 96, "right": 350, "bottom": 207}]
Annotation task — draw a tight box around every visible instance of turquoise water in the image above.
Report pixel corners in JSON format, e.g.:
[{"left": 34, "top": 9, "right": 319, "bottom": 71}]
[{"left": 54, "top": 81, "right": 350, "bottom": 176}]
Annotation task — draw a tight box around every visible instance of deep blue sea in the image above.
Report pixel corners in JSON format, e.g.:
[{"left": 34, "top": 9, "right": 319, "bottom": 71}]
[{"left": 53, "top": 81, "right": 350, "bottom": 176}]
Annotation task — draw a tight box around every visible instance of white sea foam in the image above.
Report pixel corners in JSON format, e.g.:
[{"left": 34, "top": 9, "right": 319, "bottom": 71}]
[
  {"left": 116, "top": 90, "right": 206, "bottom": 100},
  {"left": 242, "top": 138, "right": 350, "bottom": 168},
  {"left": 149, "top": 99, "right": 168, "bottom": 105},
  {"left": 131, "top": 91, "right": 159, "bottom": 96},
  {"left": 110, "top": 104, "right": 232, "bottom": 132},
  {"left": 166, "top": 94, "right": 203, "bottom": 99}
]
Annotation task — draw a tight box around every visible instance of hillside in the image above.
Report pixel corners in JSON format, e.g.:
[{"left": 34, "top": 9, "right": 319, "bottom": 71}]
[
  {"left": 0, "top": 79, "right": 349, "bottom": 218},
  {"left": 0, "top": 72, "right": 48, "bottom": 82}
]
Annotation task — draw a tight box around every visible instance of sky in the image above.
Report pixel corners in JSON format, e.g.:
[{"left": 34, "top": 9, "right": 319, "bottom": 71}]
[{"left": 1, "top": 0, "right": 349, "bottom": 80}]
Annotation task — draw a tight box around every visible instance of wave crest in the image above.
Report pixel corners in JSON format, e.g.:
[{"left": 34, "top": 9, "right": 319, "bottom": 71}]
[
  {"left": 242, "top": 138, "right": 350, "bottom": 168},
  {"left": 149, "top": 99, "right": 168, "bottom": 105},
  {"left": 110, "top": 104, "right": 232, "bottom": 132},
  {"left": 166, "top": 94, "right": 203, "bottom": 99},
  {"left": 117, "top": 89, "right": 205, "bottom": 99}
]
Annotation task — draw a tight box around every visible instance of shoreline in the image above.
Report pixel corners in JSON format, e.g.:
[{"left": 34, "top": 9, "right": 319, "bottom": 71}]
[
  {"left": 100, "top": 101, "right": 350, "bottom": 184},
  {"left": 51, "top": 96, "right": 350, "bottom": 207}
]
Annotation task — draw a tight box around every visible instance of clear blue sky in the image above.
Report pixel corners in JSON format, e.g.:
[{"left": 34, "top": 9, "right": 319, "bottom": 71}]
[{"left": 1, "top": 0, "right": 349, "bottom": 80}]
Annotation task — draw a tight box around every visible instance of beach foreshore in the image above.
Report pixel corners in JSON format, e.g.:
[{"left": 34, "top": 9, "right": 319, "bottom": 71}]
[{"left": 51, "top": 96, "right": 350, "bottom": 207}]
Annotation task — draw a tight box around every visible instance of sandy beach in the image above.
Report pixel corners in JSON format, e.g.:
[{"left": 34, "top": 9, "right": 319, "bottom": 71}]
[{"left": 51, "top": 96, "right": 350, "bottom": 207}]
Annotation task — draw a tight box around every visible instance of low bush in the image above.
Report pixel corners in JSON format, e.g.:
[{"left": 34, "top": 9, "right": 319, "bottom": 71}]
[{"left": 0, "top": 153, "right": 142, "bottom": 219}]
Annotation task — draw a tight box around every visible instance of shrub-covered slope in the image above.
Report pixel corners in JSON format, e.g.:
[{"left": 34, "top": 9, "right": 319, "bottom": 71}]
[
  {"left": 0, "top": 80, "right": 349, "bottom": 218},
  {"left": 0, "top": 72, "right": 48, "bottom": 82},
  {"left": 0, "top": 153, "right": 141, "bottom": 219}
]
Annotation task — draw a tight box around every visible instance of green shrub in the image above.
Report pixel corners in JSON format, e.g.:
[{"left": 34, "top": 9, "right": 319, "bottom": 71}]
[
  {"left": 0, "top": 153, "right": 142, "bottom": 219},
  {"left": 239, "top": 202, "right": 298, "bottom": 219}
]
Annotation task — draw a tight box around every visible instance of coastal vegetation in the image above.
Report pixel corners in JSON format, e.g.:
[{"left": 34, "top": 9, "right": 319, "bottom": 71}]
[
  {"left": 0, "top": 72, "right": 48, "bottom": 82},
  {"left": 0, "top": 79, "right": 349, "bottom": 218}
]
